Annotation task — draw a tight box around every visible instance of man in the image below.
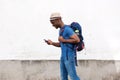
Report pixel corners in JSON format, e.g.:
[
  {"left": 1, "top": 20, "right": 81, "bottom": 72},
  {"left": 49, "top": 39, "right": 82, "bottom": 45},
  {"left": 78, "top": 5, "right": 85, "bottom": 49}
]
[{"left": 45, "top": 12, "right": 80, "bottom": 80}]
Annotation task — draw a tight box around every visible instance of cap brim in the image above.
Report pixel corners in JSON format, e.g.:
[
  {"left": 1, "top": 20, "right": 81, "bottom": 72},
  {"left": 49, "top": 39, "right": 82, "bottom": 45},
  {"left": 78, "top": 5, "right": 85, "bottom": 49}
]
[{"left": 50, "top": 17, "right": 61, "bottom": 20}]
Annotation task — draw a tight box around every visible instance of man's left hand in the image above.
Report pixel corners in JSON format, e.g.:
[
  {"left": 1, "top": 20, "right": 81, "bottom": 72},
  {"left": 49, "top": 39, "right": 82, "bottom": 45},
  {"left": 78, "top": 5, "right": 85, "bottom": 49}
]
[{"left": 58, "top": 36, "right": 65, "bottom": 42}]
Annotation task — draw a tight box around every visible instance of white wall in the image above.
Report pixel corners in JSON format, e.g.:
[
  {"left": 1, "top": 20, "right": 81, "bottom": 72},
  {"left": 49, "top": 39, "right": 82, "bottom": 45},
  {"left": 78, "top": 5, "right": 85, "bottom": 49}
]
[{"left": 0, "top": 0, "right": 120, "bottom": 60}]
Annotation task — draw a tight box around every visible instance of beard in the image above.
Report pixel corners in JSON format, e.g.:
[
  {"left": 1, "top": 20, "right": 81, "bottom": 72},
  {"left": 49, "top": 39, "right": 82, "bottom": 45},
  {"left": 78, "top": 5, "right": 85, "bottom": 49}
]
[{"left": 53, "top": 25, "right": 60, "bottom": 29}]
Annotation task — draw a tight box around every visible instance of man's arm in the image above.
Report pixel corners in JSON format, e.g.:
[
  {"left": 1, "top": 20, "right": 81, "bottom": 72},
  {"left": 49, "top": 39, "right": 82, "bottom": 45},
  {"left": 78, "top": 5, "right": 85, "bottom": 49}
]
[
  {"left": 45, "top": 39, "right": 60, "bottom": 47},
  {"left": 58, "top": 34, "right": 80, "bottom": 43}
]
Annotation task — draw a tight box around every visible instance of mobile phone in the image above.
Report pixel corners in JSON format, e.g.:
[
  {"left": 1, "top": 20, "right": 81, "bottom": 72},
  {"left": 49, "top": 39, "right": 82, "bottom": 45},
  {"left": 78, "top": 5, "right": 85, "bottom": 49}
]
[{"left": 44, "top": 39, "right": 48, "bottom": 43}]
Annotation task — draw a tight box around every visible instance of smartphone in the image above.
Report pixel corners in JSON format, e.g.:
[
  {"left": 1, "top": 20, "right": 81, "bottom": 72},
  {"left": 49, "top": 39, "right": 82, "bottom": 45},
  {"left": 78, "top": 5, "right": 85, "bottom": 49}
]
[{"left": 44, "top": 39, "right": 48, "bottom": 43}]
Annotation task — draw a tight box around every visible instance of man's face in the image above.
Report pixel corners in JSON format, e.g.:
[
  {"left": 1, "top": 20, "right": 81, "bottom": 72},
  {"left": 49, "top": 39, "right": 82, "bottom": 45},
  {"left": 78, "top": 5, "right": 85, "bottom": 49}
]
[{"left": 50, "top": 19, "right": 60, "bottom": 29}]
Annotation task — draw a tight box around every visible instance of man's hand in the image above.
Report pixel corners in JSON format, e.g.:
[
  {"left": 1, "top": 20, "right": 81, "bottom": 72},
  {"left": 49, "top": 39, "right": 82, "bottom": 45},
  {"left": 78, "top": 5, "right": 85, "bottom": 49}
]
[
  {"left": 44, "top": 39, "right": 60, "bottom": 47},
  {"left": 44, "top": 39, "right": 53, "bottom": 45},
  {"left": 58, "top": 36, "right": 65, "bottom": 42}
]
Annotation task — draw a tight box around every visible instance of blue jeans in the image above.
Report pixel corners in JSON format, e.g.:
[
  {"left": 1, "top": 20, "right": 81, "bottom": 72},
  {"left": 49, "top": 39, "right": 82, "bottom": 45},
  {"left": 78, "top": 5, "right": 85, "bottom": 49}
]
[{"left": 60, "top": 57, "right": 80, "bottom": 80}]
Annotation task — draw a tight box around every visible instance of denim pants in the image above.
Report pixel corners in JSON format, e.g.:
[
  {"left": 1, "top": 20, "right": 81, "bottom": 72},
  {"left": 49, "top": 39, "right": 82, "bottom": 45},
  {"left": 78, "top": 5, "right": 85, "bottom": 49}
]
[{"left": 60, "top": 57, "right": 80, "bottom": 80}]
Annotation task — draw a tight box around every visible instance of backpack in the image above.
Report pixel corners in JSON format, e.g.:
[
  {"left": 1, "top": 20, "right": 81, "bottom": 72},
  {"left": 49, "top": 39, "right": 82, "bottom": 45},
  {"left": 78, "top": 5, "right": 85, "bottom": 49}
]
[
  {"left": 70, "top": 22, "right": 84, "bottom": 52},
  {"left": 70, "top": 22, "right": 84, "bottom": 66}
]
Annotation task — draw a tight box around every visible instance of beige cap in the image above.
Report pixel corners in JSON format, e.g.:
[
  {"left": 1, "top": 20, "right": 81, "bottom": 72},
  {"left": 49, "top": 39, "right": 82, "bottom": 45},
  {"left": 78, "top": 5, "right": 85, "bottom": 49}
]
[{"left": 50, "top": 12, "right": 61, "bottom": 20}]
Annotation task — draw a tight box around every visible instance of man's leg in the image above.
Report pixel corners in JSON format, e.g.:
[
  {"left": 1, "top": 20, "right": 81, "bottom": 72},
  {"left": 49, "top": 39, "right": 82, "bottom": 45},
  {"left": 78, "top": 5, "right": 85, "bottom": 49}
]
[
  {"left": 65, "top": 57, "right": 80, "bottom": 80},
  {"left": 60, "top": 59, "right": 68, "bottom": 80}
]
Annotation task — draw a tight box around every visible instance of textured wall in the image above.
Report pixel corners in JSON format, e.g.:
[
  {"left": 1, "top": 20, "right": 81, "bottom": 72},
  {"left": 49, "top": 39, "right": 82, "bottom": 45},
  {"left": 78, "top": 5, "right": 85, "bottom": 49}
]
[{"left": 0, "top": 60, "right": 120, "bottom": 80}]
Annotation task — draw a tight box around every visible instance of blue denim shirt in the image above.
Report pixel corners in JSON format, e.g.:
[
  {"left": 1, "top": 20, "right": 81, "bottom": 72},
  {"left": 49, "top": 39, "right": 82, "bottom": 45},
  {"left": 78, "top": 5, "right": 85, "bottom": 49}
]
[{"left": 59, "top": 25, "right": 75, "bottom": 60}]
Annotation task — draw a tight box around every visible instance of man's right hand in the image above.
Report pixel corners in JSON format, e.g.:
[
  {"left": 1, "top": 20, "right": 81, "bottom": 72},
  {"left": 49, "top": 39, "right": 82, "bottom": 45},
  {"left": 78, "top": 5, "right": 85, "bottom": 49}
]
[{"left": 44, "top": 39, "right": 53, "bottom": 45}]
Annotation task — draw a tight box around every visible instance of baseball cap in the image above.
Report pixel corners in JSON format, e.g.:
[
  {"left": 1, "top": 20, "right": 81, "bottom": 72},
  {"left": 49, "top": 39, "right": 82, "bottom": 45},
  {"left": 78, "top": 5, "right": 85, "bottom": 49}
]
[{"left": 50, "top": 12, "right": 61, "bottom": 20}]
